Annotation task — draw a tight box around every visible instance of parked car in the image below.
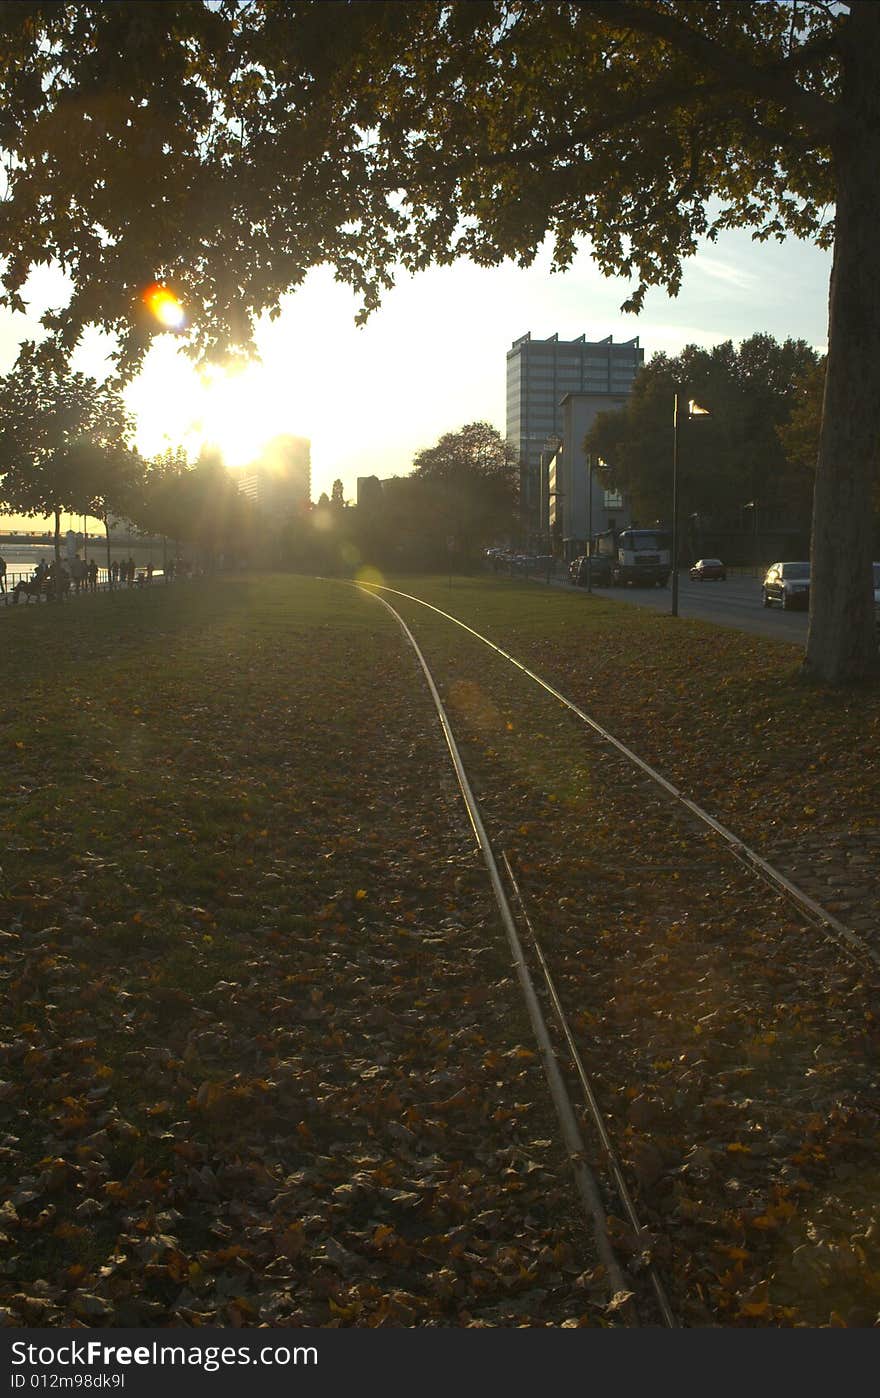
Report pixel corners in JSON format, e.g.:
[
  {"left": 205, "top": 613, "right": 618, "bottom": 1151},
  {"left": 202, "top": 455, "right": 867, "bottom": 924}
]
[
  {"left": 762, "top": 561, "right": 810, "bottom": 610},
  {"left": 689, "top": 557, "right": 726, "bottom": 581},
  {"left": 569, "top": 554, "right": 612, "bottom": 586}
]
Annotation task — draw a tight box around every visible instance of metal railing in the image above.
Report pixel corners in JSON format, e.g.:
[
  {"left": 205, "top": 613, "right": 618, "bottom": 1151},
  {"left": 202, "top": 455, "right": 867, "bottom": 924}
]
[{"left": 1, "top": 566, "right": 170, "bottom": 603}]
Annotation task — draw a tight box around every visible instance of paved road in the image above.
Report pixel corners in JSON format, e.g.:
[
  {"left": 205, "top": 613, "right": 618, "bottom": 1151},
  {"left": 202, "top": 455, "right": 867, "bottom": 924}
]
[{"left": 553, "top": 571, "right": 809, "bottom": 644}]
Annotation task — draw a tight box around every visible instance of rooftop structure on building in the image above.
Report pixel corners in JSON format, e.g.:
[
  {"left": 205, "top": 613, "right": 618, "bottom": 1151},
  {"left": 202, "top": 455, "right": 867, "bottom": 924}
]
[{"left": 506, "top": 332, "right": 643, "bottom": 541}]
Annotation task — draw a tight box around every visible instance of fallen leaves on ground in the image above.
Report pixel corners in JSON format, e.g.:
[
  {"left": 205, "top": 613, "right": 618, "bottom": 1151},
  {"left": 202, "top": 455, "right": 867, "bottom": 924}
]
[{"left": 0, "top": 578, "right": 602, "bottom": 1328}]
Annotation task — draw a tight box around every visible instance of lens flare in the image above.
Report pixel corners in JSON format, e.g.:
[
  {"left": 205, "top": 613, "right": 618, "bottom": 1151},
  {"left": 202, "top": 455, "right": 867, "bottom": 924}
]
[
  {"left": 355, "top": 565, "right": 385, "bottom": 588},
  {"left": 142, "top": 283, "right": 186, "bottom": 330}
]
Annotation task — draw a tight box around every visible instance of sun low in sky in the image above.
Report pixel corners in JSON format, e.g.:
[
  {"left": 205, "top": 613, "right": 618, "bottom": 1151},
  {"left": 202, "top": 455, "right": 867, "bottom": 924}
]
[
  {"left": 141, "top": 282, "right": 187, "bottom": 332},
  {"left": 0, "top": 223, "right": 831, "bottom": 511},
  {"left": 128, "top": 354, "right": 293, "bottom": 471}
]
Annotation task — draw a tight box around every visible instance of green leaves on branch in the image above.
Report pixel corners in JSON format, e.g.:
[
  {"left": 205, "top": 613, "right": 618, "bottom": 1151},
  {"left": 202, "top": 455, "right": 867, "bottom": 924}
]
[{"left": 0, "top": 1, "right": 843, "bottom": 368}]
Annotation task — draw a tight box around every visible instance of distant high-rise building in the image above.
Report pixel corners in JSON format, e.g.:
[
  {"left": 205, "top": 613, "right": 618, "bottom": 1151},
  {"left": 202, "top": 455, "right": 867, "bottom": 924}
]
[
  {"left": 506, "top": 332, "right": 643, "bottom": 538},
  {"left": 237, "top": 435, "right": 311, "bottom": 516},
  {"left": 356, "top": 475, "right": 383, "bottom": 510}
]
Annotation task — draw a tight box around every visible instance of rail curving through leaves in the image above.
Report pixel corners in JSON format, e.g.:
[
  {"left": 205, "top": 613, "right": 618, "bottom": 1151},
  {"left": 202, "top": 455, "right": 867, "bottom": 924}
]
[
  {"left": 350, "top": 580, "right": 879, "bottom": 975},
  {"left": 354, "top": 581, "right": 679, "bottom": 1327}
]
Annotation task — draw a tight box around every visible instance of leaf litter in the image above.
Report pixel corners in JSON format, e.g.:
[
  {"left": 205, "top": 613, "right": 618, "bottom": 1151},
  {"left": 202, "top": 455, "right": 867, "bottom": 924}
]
[
  {"left": 387, "top": 576, "right": 880, "bottom": 1326},
  {"left": 0, "top": 578, "right": 608, "bottom": 1328}
]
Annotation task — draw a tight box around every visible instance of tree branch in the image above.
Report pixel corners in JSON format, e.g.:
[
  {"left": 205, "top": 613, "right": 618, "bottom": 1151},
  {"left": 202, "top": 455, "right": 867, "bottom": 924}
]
[
  {"left": 477, "top": 74, "right": 779, "bottom": 170},
  {"left": 575, "top": 0, "right": 837, "bottom": 137}
]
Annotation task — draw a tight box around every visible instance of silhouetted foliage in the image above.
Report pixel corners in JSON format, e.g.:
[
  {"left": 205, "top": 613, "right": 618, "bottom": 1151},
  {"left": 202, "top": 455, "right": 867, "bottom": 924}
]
[
  {"left": 2, "top": 2, "right": 876, "bottom": 676},
  {"left": 0, "top": 344, "right": 136, "bottom": 568},
  {"left": 137, "top": 447, "right": 257, "bottom": 567},
  {"left": 586, "top": 335, "right": 819, "bottom": 530},
  {"left": 410, "top": 422, "right": 519, "bottom": 566}
]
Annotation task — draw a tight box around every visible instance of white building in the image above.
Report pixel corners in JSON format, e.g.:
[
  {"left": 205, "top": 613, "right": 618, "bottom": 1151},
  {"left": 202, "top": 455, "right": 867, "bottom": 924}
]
[{"left": 551, "top": 392, "right": 630, "bottom": 560}]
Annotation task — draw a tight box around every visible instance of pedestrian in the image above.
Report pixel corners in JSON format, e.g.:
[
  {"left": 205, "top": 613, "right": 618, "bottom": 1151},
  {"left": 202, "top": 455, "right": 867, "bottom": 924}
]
[
  {"left": 0, "top": 554, "right": 6, "bottom": 595},
  {"left": 147, "top": 562, "right": 153, "bottom": 585},
  {"left": 127, "top": 556, "right": 135, "bottom": 585},
  {"left": 47, "top": 558, "right": 67, "bottom": 601},
  {"left": 71, "top": 556, "right": 86, "bottom": 595},
  {"left": 110, "top": 559, "right": 119, "bottom": 586},
  {"left": 88, "top": 559, "right": 98, "bottom": 593}
]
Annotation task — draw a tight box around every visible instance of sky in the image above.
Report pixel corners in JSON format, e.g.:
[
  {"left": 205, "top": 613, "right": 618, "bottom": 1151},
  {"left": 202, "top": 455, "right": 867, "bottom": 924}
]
[{"left": 0, "top": 222, "right": 832, "bottom": 524}]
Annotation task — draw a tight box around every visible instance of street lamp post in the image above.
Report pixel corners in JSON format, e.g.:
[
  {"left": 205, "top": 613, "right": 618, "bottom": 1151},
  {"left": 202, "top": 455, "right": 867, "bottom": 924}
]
[
  {"left": 671, "top": 393, "right": 710, "bottom": 617},
  {"left": 586, "top": 453, "right": 593, "bottom": 593},
  {"left": 671, "top": 392, "right": 682, "bottom": 617},
  {"left": 743, "top": 500, "right": 759, "bottom": 566}
]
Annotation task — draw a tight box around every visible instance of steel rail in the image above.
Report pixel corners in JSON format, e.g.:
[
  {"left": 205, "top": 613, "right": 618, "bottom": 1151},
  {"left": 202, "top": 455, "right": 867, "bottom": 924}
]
[
  {"left": 359, "top": 584, "right": 639, "bottom": 1322},
  {"left": 351, "top": 581, "right": 880, "bottom": 974},
  {"left": 501, "top": 850, "right": 676, "bottom": 1329}
]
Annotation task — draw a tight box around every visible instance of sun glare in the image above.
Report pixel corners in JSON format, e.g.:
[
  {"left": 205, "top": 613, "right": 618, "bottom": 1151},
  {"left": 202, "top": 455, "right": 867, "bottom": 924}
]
[
  {"left": 194, "top": 364, "right": 282, "bottom": 467},
  {"left": 142, "top": 282, "right": 186, "bottom": 331},
  {"left": 130, "top": 352, "right": 297, "bottom": 470}
]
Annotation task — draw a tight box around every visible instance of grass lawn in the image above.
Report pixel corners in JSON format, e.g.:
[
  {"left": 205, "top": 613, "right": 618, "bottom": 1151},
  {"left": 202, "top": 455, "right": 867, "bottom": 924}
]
[{"left": 1, "top": 572, "right": 878, "bottom": 1328}]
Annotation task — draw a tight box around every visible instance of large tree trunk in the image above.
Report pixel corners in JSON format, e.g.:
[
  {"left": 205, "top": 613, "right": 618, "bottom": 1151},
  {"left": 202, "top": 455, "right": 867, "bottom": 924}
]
[{"left": 803, "top": 4, "right": 880, "bottom": 684}]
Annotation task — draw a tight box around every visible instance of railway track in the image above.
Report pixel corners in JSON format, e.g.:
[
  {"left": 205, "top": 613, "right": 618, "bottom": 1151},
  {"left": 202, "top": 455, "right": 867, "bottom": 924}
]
[{"left": 348, "top": 579, "right": 880, "bottom": 1327}]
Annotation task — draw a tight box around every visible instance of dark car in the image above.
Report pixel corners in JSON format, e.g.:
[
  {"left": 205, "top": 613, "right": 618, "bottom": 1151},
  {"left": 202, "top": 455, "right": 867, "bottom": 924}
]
[
  {"left": 570, "top": 554, "right": 611, "bottom": 586},
  {"left": 762, "top": 561, "right": 810, "bottom": 610},
  {"left": 689, "top": 557, "right": 726, "bottom": 581}
]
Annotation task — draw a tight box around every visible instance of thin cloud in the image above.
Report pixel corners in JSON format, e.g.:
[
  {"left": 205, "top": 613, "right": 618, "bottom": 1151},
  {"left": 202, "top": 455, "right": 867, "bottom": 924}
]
[{"left": 692, "top": 254, "right": 760, "bottom": 291}]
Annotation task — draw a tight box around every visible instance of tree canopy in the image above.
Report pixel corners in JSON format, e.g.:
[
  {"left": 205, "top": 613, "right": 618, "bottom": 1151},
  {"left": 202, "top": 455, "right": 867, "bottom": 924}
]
[
  {"left": 137, "top": 448, "right": 257, "bottom": 565},
  {"left": 1, "top": 1, "right": 877, "bottom": 680},
  {"left": 411, "top": 421, "right": 519, "bottom": 562},
  {"left": 295, "top": 422, "right": 518, "bottom": 572},
  {"left": 0, "top": 1, "right": 841, "bottom": 364},
  {"left": 586, "top": 334, "right": 819, "bottom": 534},
  {"left": 0, "top": 343, "right": 137, "bottom": 562}
]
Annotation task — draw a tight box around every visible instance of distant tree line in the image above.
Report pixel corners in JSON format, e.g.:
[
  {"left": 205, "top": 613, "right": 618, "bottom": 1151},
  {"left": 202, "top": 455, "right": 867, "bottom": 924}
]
[
  {"left": 0, "top": 345, "right": 262, "bottom": 573},
  {"left": 1, "top": 332, "right": 835, "bottom": 583},
  {"left": 288, "top": 422, "right": 520, "bottom": 575},
  {"left": 0, "top": 344, "right": 518, "bottom": 579},
  {"left": 585, "top": 334, "right": 831, "bottom": 554}
]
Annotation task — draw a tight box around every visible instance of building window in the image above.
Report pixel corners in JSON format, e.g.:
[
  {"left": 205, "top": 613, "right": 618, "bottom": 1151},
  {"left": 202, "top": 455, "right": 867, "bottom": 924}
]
[{"left": 603, "top": 489, "right": 623, "bottom": 509}]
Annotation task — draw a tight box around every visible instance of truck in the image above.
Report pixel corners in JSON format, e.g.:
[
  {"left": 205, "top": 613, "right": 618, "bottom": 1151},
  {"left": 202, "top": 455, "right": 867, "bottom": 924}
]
[{"left": 593, "top": 526, "right": 671, "bottom": 588}]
